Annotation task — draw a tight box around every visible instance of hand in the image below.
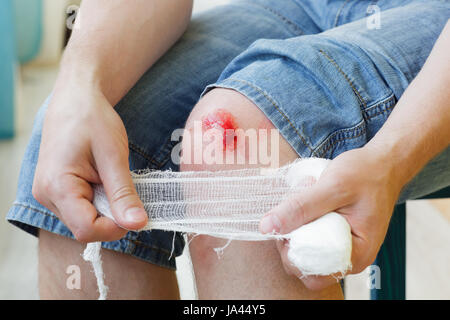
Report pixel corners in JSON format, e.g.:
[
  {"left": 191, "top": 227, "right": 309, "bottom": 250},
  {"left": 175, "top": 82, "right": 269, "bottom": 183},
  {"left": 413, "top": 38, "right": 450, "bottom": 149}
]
[
  {"left": 259, "top": 147, "right": 403, "bottom": 290},
  {"left": 32, "top": 78, "right": 148, "bottom": 243}
]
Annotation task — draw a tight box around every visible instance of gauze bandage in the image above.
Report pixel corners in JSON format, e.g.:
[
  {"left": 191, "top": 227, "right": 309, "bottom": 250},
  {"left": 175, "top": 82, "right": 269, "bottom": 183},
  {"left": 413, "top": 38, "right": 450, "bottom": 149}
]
[{"left": 87, "top": 158, "right": 352, "bottom": 299}]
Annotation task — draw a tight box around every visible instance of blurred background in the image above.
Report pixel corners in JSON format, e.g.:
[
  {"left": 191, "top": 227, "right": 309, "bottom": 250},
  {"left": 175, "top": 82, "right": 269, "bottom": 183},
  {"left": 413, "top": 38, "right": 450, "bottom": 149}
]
[{"left": 0, "top": 0, "right": 449, "bottom": 300}]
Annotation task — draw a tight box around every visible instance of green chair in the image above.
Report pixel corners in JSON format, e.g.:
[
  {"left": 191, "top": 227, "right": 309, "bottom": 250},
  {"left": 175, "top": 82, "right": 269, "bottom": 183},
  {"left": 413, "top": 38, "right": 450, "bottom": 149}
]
[
  {"left": 0, "top": 0, "right": 16, "bottom": 139},
  {"left": 0, "top": 0, "right": 42, "bottom": 139},
  {"left": 370, "top": 186, "right": 450, "bottom": 300},
  {"left": 14, "top": 0, "right": 43, "bottom": 64}
]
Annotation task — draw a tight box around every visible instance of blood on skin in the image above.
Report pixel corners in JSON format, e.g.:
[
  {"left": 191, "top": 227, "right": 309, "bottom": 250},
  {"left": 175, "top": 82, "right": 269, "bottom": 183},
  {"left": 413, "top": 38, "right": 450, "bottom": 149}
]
[{"left": 202, "top": 109, "right": 238, "bottom": 151}]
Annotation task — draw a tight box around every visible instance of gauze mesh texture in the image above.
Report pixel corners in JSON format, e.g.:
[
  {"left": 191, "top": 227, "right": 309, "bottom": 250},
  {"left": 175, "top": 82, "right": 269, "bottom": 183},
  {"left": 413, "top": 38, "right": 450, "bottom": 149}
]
[
  {"left": 93, "top": 158, "right": 330, "bottom": 241},
  {"left": 88, "top": 158, "right": 352, "bottom": 299}
]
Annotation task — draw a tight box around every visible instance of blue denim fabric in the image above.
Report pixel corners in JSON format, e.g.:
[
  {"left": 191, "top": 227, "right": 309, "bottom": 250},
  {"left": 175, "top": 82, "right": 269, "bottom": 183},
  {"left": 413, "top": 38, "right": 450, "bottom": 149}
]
[
  {"left": 6, "top": 0, "right": 315, "bottom": 269},
  {"left": 205, "top": 0, "right": 450, "bottom": 202},
  {"left": 6, "top": 0, "right": 450, "bottom": 269}
]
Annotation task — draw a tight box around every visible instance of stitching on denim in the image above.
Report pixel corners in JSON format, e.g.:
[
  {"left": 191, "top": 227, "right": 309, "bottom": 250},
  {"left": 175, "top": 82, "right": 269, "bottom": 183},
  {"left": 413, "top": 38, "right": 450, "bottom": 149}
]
[
  {"left": 363, "top": 94, "right": 396, "bottom": 115},
  {"left": 243, "top": 1, "right": 304, "bottom": 36},
  {"left": 221, "top": 78, "right": 314, "bottom": 152},
  {"left": 367, "top": 104, "right": 395, "bottom": 120},
  {"left": 333, "top": 0, "right": 351, "bottom": 27},
  {"left": 13, "top": 203, "right": 175, "bottom": 260},
  {"left": 13, "top": 203, "right": 55, "bottom": 218},
  {"left": 314, "top": 94, "right": 396, "bottom": 158},
  {"left": 315, "top": 122, "right": 367, "bottom": 158},
  {"left": 364, "top": 96, "right": 396, "bottom": 120},
  {"left": 319, "top": 128, "right": 366, "bottom": 157},
  {"left": 319, "top": 49, "right": 368, "bottom": 111},
  {"left": 258, "top": 5, "right": 304, "bottom": 36},
  {"left": 313, "top": 120, "right": 366, "bottom": 157}
]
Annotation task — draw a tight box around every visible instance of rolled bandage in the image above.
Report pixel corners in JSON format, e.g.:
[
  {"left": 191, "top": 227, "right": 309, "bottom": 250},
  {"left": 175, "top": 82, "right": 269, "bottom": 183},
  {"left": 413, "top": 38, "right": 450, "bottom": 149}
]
[
  {"left": 89, "top": 158, "right": 352, "bottom": 299},
  {"left": 285, "top": 159, "right": 352, "bottom": 276},
  {"left": 287, "top": 212, "right": 352, "bottom": 276}
]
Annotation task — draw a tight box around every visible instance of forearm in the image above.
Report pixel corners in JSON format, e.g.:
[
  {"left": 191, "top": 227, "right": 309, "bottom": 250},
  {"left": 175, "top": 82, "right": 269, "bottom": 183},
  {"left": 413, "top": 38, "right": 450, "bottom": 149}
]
[
  {"left": 56, "top": 0, "right": 193, "bottom": 105},
  {"left": 366, "top": 21, "right": 450, "bottom": 190}
]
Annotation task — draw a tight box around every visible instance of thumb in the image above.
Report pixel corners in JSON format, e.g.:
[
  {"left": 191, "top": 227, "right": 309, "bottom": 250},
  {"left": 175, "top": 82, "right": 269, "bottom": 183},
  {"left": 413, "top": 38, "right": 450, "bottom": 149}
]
[
  {"left": 260, "top": 176, "right": 345, "bottom": 235},
  {"left": 96, "top": 150, "right": 148, "bottom": 230}
]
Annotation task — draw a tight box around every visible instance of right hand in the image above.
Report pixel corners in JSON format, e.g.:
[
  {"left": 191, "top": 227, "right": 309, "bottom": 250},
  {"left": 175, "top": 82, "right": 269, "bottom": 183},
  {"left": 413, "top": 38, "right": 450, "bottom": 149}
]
[{"left": 32, "top": 79, "right": 148, "bottom": 243}]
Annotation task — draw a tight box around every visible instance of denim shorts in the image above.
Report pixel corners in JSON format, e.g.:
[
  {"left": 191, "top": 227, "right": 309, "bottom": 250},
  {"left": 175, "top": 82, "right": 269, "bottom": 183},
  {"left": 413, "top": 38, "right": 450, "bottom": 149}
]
[{"left": 6, "top": 0, "right": 450, "bottom": 270}]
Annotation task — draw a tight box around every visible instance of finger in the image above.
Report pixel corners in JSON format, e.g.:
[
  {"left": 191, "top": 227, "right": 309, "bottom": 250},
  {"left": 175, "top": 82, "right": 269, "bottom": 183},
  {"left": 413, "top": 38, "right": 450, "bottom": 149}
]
[
  {"left": 276, "top": 240, "right": 341, "bottom": 291},
  {"left": 260, "top": 180, "right": 346, "bottom": 235},
  {"left": 94, "top": 146, "right": 148, "bottom": 230},
  {"left": 347, "top": 233, "right": 375, "bottom": 275},
  {"left": 57, "top": 195, "right": 128, "bottom": 242}
]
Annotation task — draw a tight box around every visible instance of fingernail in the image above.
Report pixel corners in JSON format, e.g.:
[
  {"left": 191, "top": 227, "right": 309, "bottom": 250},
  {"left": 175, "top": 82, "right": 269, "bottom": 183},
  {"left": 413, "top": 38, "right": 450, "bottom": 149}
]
[
  {"left": 124, "top": 207, "right": 147, "bottom": 223},
  {"left": 260, "top": 214, "right": 281, "bottom": 234}
]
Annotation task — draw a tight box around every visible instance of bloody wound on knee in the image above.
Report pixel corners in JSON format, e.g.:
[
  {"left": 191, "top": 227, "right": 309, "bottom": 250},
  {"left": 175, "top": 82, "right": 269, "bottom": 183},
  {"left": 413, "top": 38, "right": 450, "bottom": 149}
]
[{"left": 202, "top": 109, "right": 238, "bottom": 151}]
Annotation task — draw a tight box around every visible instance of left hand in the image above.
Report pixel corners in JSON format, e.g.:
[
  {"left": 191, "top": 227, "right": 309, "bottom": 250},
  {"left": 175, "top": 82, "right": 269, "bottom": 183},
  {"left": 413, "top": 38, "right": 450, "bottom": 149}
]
[{"left": 259, "top": 147, "right": 403, "bottom": 290}]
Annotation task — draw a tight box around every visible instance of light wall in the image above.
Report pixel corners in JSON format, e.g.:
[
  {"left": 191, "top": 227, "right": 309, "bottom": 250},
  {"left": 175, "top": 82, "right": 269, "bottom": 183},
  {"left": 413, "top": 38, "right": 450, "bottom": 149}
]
[{"left": 31, "top": 0, "right": 81, "bottom": 65}]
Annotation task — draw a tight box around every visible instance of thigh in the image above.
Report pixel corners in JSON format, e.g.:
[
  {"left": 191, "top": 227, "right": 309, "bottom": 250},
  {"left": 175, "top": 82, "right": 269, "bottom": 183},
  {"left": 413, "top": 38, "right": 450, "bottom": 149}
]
[
  {"left": 116, "top": 0, "right": 320, "bottom": 173},
  {"left": 183, "top": 89, "right": 343, "bottom": 299},
  {"left": 297, "top": 0, "right": 425, "bottom": 31},
  {"left": 38, "top": 230, "right": 180, "bottom": 300},
  {"left": 6, "top": 0, "right": 322, "bottom": 298},
  {"left": 200, "top": 1, "right": 450, "bottom": 199}
]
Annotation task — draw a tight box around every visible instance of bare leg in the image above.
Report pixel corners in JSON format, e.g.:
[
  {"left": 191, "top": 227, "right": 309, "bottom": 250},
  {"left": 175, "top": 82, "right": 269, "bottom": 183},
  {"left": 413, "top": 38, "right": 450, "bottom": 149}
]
[
  {"left": 182, "top": 89, "right": 343, "bottom": 299},
  {"left": 39, "top": 230, "right": 180, "bottom": 299}
]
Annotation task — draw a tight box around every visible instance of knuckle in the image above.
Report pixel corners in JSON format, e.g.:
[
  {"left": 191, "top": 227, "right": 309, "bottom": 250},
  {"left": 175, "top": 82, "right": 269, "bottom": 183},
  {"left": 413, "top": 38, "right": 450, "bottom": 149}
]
[
  {"left": 275, "top": 212, "right": 288, "bottom": 231},
  {"left": 31, "top": 183, "right": 42, "bottom": 203},
  {"left": 51, "top": 174, "right": 71, "bottom": 195},
  {"left": 110, "top": 185, "right": 137, "bottom": 204},
  {"left": 72, "top": 228, "right": 92, "bottom": 243},
  {"left": 288, "top": 197, "right": 306, "bottom": 224},
  {"left": 32, "top": 177, "right": 52, "bottom": 204},
  {"left": 38, "top": 174, "right": 65, "bottom": 199},
  {"left": 302, "top": 278, "right": 327, "bottom": 291},
  {"left": 70, "top": 220, "right": 94, "bottom": 243},
  {"left": 42, "top": 179, "right": 52, "bottom": 195}
]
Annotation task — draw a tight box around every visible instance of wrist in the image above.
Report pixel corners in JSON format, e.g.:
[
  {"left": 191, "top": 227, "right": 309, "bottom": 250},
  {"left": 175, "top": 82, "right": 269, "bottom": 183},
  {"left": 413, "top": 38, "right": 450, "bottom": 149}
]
[
  {"left": 362, "top": 135, "right": 422, "bottom": 193},
  {"left": 55, "top": 46, "right": 116, "bottom": 104},
  {"left": 361, "top": 125, "right": 449, "bottom": 201},
  {"left": 57, "top": 59, "right": 101, "bottom": 90}
]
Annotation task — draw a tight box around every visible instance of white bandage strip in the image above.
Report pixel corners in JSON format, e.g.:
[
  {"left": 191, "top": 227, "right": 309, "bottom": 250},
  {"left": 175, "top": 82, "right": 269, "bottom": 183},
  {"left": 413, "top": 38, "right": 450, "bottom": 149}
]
[
  {"left": 86, "top": 158, "right": 352, "bottom": 299},
  {"left": 94, "top": 162, "right": 304, "bottom": 240}
]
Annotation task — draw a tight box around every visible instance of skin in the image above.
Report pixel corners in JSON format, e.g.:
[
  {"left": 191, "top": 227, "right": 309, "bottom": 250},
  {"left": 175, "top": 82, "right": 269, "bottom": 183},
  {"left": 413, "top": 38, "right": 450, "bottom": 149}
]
[
  {"left": 39, "top": 230, "right": 180, "bottom": 300},
  {"left": 182, "top": 89, "right": 343, "bottom": 299},
  {"left": 32, "top": 0, "right": 449, "bottom": 299},
  {"left": 33, "top": 0, "right": 194, "bottom": 243},
  {"left": 259, "top": 21, "right": 450, "bottom": 291},
  {"left": 33, "top": 0, "right": 193, "bottom": 299},
  {"left": 202, "top": 109, "right": 238, "bottom": 151}
]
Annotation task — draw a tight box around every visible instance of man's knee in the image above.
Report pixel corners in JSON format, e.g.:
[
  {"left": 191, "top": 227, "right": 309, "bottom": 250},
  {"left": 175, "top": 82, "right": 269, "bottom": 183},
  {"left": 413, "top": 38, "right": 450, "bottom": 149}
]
[{"left": 181, "top": 88, "right": 292, "bottom": 172}]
